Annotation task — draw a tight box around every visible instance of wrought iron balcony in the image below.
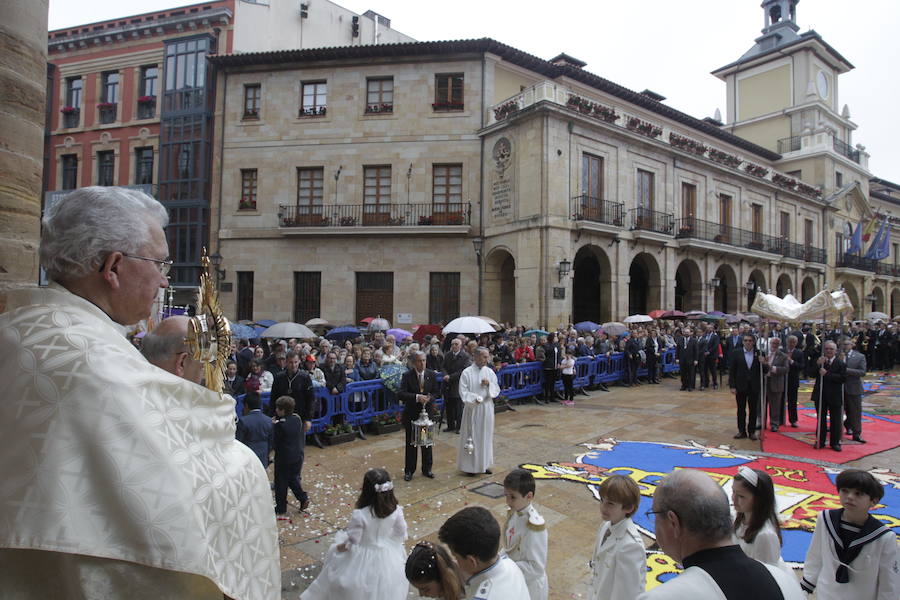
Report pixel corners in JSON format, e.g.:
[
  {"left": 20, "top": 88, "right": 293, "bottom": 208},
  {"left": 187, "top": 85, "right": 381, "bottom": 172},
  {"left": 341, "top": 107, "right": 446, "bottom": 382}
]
[
  {"left": 61, "top": 108, "right": 80, "bottom": 128},
  {"left": 780, "top": 240, "right": 827, "bottom": 264},
  {"left": 833, "top": 138, "right": 861, "bottom": 164},
  {"left": 629, "top": 207, "right": 674, "bottom": 235},
  {"left": 675, "top": 217, "right": 780, "bottom": 253},
  {"left": 778, "top": 135, "right": 801, "bottom": 153},
  {"left": 836, "top": 253, "right": 876, "bottom": 272},
  {"left": 278, "top": 202, "right": 470, "bottom": 228},
  {"left": 876, "top": 263, "right": 900, "bottom": 277},
  {"left": 570, "top": 194, "right": 624, "bottom": 227},
  {"left": 98, "top": 103, "right": 117, "bottom": 124}
]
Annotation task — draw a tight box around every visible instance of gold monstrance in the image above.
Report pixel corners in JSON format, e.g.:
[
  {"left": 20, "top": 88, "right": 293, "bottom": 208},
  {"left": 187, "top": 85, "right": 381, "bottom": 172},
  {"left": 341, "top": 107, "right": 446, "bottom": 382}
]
[{"left": 185, "top": 247, "right": 232, "bottom": 393}]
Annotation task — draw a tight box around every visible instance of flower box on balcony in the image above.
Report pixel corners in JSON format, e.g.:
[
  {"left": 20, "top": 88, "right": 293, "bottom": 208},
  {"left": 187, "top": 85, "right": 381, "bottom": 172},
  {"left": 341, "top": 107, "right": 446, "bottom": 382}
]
[
  {"left": 678, "top": 226, "right": 693, "bottom": 236},
  {"left": 625, "top": 116, "right": 662, "bottom": 139},
  {"left": 299, "top": 106, "right": 327, "bottom": 117},
  {"left": 432, "top": 102, "right": 464, "bottom": 111},
  {"left": 338, "top": 216, "right": 357, "bottom": 226},
  {"left": 492, "top": 100, "right": 519, "bottom": 121},
  {"left": 432, "top": 212, "right": 463, "bottom": 225},
  {"left": 238, "top": 199, "right": 257, "bottom": 210},
  {"left": 388, "top": 216, "right": 406, "bottom": 226},
  {"left": 243, "top": 108, "right": 259, "bottom": 119},
  {"left": 137, "top": 96, "right": 156, "bottom": 104},
  {"left": 418, "top": 216, "right": 433, "bottom": 225},
  {"left": 60, "top": 106, "right": 79, "bottom": 115},
  {"left": 97, "top": 102, "right": 116, "bottom": 110},
  {"left": 365, "top": 103, "right": 393, "bottom": 114}
]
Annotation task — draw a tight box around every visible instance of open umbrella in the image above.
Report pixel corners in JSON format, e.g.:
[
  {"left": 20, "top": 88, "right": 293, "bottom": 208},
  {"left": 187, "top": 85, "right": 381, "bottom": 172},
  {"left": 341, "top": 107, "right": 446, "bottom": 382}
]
[
  {"left": 623, "top": 314, "right": 652, "bottom": 323},
  {"left": 260, "top": 321, "right": 316, "bottom": 339},
  {"left": 684, "top": 310, "right": 707, "bottom": 318},
  {"left": 386, "top": 328, "right": 412, "bottom": 341},
  {"left": 866, "top": 311, "right": 889, "bottom": 321},
  {"left": 413, "top": 324, "right": 443, "bottom": 343},
  {"left": 724, "top": 313, "right": 741, "bottom": 324},
  {"left": 305, "top": 317, "right": 333, "bottom": 328},
  {"left": 443, "top": 316, "right": 496, "bottom": 335},
  {"left": 601, "top": 322, "right": 627, "bottom": 336},
  {"left": 574, "top": 321, "right": 600, "bottom": 333},
  {"left": 230, "top": 323, "right": 257, "bottom": 339},
  {"left": 360, "top": 317, "right": 374, "bottom": 324},
  {"left": 523, "top": 329, "right": 550, "bottom": 337},
  {"left": 706, "top": 310, "right": 726, "bottom": 317},
  {"left": 325, "top": 326, "right": 361, "bottom": 342},
  {"left": 368, "top": 317, "right": 391, "bottom": 332},
  {"left": 660, "top": 310, "right": 686, "bottom": 319},
  {"left": 253, "top": 319, "right": 277, "bottom": 327},
  {"left": 475, "top": 315, "right": 503, "bottom": 331},
  {"left": 648, "top": 310, "right": 667, "bottom": 319}
]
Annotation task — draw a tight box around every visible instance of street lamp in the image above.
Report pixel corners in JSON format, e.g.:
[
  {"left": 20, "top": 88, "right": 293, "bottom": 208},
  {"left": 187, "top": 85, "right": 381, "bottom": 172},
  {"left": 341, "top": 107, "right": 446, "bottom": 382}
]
[
  {"left": 557, "top": 258, "right": 571, "bottom": 282},
  {"left": 472, "top": 237, "right": 483, "bottom": 265},
  {"left": 707, "top": 276, "right": 720, "bottom": 290},
  {"left": 209, "top": 251, "right": 226, "bottom": 282}
]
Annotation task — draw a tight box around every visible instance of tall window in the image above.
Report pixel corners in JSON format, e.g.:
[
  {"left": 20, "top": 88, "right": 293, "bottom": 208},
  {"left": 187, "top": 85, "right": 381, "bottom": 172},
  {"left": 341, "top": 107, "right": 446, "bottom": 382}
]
[
  {"left": 582, "top": 154, "right": 603, "bottom": 199},
  {"left": 365, "top": 77, "right": 393, "bottom": 113},
  {"left": 236, "top": 271, "right": 254, "bottom": 321},
  {"left": 164, "top": 37, "right": 209, "bottom": 111},
  {"left": 135, "top": 147, "right": 154, "bottom": 185},
  {"left": 432, "top": 164, "right": 462, "bottom": 221},
  {"left": 363, "top": 165, "right": 391, "bottom": 224},
  {"left": 101, "top": 71, "right": 119, "bottom": 103},
  {"left": 97, "top": 151, "right": 114, "bottom": 186},
  {"left": 835, "top": 171, "right": 843, "bottom": 188},
  {"left": 751, "top": 204, "right": 763, "bottom": 238},
  {"left": 894, "top": 243, "right": 899, "bottom": 268},
  {"left": 636, "top": 169, "right": 654, "bottom": 210},
  {"left": 301, "top": 81, "right": 326, "bottom": 116},
  {"left": 293, "top": 272, "right": 321, "bottom": 324},
  {"left": 434, "top": 74, "right": 463, "bottom": 110},
  {"left": 240, "top": 169, "right": 257, "bottom": 210},
  {"left": 719, "top": 193, "right": 732, "bottom": 228},
  {"left": 780, "top": 211, "right": 790, "bottom": 239},
  {"left": 61, "top": 154, "right": 78, "bottom": 190},
  {"left": 65, "top": 76, "right": 82, "bottom": 108},
  {"left": 804, "top": 218, "right": 814, "bottom": 247},
  {"left": 296, "top": 167, "right": 324, "bottom": 220},
  {"left": 429, "top": 273, "right": 460, "bottom": 324},
  {"left": 243, "top": 84, "right": 260, "bottom": 118},
  {"left": 140, "top": 65, "right": 158, "bottom": 97},
  {"left": 681, "top": 183, "right": 696, "bottom": 219},
  {"left": 355, "top": 272, "right": 393, "bottom": 325}
]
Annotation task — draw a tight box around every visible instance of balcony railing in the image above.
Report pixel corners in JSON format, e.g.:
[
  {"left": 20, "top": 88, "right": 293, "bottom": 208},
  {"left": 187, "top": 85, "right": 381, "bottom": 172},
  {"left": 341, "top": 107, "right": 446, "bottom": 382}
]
[
  {"left": 833, "top": 138, "right": 861, "bottom": 164},
  {"left": 137, "top": 98, "right": 156, "bottom": 119},
  {"left": 278, "top": 202, "right": 470, "bottom": 228},
  {"left": 629, "top": 207, "right": 674, "bottom": 235},
  {"left": 837, "top": 254, "right": 876, "bottom": 272},
  {"left": 675, "top": 217, "right": 783, "bottom": 254},
  {"left": 778, "top": 136, "right": 801, "bottom": 153},
  {"left": 62, "top": 108, "right": 80, "bottom": 128},
  {"left": 571, "top": 194, "right": 624, "bottom": 227},
  {"left": 98, "top": 104, "right": 117, "bottom": 124}
]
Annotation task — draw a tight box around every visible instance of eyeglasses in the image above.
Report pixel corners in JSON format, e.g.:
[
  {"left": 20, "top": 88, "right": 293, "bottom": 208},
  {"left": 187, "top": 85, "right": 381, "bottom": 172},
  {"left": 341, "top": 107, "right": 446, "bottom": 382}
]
[
  {"left": 644, "top": 509, "right": 671, "bottom": 522},
  {"left": 122, "top": 253, "right": 173, "bottom": 276}
]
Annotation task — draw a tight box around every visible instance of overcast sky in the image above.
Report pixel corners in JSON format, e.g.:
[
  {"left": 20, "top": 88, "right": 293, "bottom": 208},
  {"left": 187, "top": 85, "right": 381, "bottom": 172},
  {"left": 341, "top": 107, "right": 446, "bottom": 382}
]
[{"left": 49, "top": 0, "right": 900, "bottom": 182}]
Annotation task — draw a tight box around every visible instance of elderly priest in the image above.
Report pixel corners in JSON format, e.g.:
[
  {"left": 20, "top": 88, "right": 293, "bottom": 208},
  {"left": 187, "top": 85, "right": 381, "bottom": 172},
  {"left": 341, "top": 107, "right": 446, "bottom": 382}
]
[
  {"left": 0, "top": 187, "right": 278, "bottom": 599},
  {"left": 457, "top": 347, "right": 501, "bottom": 476}
]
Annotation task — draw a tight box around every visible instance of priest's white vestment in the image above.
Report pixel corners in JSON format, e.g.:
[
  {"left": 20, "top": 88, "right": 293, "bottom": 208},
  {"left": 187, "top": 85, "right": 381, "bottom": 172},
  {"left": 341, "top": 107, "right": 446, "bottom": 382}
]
[
  {"left": 457, "top": 364, "right": 500, "bottom": 474},
  {"left": 0, "top": 284, "right": 279, "bottom": 599}
]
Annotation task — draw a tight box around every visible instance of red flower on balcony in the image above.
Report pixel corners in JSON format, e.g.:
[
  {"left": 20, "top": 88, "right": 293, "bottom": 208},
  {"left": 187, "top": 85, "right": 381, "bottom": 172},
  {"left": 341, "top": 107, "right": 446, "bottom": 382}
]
[
  {"left": 137, "top": 96, "right": 156, "bottom": 104},
  {"left": 365, "top": 103, "right": 393, "bottom": 114},
  {"left": 238, "top": 196, "right": 257, "bottom": 210},
  {"left": 60, "top": 106, "right": 78, "bottom": 115},
  {"left": 97, "top": 102, "right": 116, "bottom": 110}
]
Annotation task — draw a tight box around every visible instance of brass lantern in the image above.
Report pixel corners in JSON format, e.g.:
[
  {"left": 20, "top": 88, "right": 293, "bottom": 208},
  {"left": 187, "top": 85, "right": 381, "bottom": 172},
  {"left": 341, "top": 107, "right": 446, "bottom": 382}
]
[{"left": 411, "top": 407, "right": 436, "bottom": 448}]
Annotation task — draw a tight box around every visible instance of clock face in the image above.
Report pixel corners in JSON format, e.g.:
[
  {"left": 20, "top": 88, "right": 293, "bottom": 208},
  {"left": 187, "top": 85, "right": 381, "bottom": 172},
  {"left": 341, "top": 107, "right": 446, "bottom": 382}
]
[{"left": 817, "top": 71, "right": 829, "bottom": 99}]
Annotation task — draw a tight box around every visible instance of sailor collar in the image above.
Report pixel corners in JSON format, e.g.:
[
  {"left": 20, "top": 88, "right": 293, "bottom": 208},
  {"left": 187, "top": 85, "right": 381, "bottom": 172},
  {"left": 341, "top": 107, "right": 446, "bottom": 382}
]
[{"left": 823, "top": 508, "right": 891, "bottom": 583}]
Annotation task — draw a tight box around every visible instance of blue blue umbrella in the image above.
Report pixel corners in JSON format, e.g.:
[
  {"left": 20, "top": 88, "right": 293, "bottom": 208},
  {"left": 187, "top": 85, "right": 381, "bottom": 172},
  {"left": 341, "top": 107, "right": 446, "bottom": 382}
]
[
  {"left": 574, "top": 321, "right": 600, "bottom": 333},
  {"left": 229, "top": 323, "right": 256, "bottom": 339},
  {"left": 325, "top": 326, "right": 361, "bottom": 342},
  {"left": 254, "top": 319, "right": 277, "bottom": 327}
]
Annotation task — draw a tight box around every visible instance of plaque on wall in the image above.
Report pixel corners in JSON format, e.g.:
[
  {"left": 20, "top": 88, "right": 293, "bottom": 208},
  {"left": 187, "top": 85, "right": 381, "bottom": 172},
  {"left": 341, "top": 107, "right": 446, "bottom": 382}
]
[
  {"left": 553, "top": 287, "right": 566, "bottom": 299},
  {"left": 490, "top": 137, "right": 514, "bottom": 222},
  {"left": 219, "top": 282, "right": 233, "bottom": 293}
]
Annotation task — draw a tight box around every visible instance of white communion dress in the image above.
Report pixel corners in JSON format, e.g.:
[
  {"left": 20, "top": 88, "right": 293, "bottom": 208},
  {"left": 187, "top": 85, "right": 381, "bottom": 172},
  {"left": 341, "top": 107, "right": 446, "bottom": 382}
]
[{"left": 301, "top": 505, "right": 409, "bottom": 600}]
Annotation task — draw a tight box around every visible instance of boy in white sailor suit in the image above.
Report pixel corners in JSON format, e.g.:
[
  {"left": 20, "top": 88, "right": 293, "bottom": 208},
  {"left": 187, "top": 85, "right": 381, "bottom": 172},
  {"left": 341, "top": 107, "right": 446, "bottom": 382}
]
[
  {"left": 590, "top": 475, "right": 646, "bottom": 600},
  {"left": 801, "top": 469, "right": 899, "bottom": 600},
  {"left": 438, "top": 506, "right": 529, "bottom": 600},
  {"left": 503, "top": 469, "right": 549, "bottom": 600}
]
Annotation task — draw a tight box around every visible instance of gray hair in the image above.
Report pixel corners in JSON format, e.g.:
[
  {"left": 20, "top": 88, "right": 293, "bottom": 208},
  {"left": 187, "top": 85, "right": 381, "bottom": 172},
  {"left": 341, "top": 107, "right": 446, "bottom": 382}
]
[
  {"left": 654, "top": 470, "right": 732, "bottom": 542},
  {"left": 40, "top": 186, "right": 168, "bottom": 282},
  {"left": 141, "top": 330, "right": 186, "bottom": 364},
  {"left": 475, "top": 346, "right": 490, "bottom": 357},
  {"left": 413, "top": 351, "right": 426, "bottom": 361}
]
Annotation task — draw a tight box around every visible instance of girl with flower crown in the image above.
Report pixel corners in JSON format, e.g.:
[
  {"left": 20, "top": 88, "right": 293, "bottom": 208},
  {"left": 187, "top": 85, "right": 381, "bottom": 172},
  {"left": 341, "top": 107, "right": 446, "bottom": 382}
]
[
  {"left": 405, "top": 541, "right": 467, "bottom": 599},
  {"left": 301, "top": 468, "right": 409, "bottom": 599}
]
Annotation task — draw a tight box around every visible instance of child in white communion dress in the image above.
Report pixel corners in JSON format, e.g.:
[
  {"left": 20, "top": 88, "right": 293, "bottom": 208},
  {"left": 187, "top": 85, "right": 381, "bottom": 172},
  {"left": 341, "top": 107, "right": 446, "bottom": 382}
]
[{"left": 301, "top": 468, "right": 409, "bottom": 600}]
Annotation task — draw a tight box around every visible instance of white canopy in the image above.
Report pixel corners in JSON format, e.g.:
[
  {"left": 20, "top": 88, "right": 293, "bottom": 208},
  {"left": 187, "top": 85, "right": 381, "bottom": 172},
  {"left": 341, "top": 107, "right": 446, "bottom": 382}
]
[{"left": 751, "top": 289, "right": 854, "bottom": 322}]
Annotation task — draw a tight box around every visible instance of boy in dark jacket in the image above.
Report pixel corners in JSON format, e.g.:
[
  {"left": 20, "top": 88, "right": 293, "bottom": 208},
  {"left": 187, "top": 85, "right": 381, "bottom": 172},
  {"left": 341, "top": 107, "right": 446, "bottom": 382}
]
[{"left": 273, "top": 395, "right": 310, "bottom": 520}]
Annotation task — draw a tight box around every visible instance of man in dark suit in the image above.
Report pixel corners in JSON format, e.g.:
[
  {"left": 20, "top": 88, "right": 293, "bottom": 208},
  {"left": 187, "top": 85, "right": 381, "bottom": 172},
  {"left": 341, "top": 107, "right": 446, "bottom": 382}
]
[
  {"left": 807, "top": 340, "right": 846, "bottom": 451},
  {"left": 442, "top": 338, "right": 472, "bottom": 431},
  {"left": 236, "top": 393, "right": 273, "bottom": 468},
  {"left": 722, "top": 326, "right": 741, "bottom": 385},
  {"left": 623, "top": 332, "right": 642, "bottom": 386},
  {"left": 841, "top": 336, "right": 867, "bottom": 444},
  {"left": 875, "top": 322, "right": 893, "bottom": 371},
  {"left": 784, "top": 335, "right": 805, "bottom": 427},
  {"left": 270, "top": 351, "right": 314, "bottom": 421},
  {"left": 224, "top": 360, "right": 246, "bottom": 396},
  {"left": 728, "top": 334, "right": 765, "bottom": 440},
  {"left": 398, "top": 351, "right": 440, "bottom": 481},
  {"left": 236, "top": 338, "right": 254, "bottom": 378},
  {"left": 541, "top": 333, "right": 561, "bottom": 399},
  {"left": 676, "top": 326, "right": 699, "bottom": 391},
  {"left": 645, "top": 327, "right": 662, "bottom": 384},
  {"left": 701, "top": 325, "right": 721, "bottom": 390}
]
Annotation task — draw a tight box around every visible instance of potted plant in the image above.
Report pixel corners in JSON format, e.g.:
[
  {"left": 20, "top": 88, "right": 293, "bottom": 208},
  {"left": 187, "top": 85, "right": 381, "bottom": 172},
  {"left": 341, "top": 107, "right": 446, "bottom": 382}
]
[
  {"left": 60, "top": 106, "right": 78, "bottom": 115},
  {"left": 97, "top": 101, "right": 116, "bottom": 110},
  {"left": 238, "top": 197, "right": 256, "bottom": 210},
  {"left": 370, "top": 411, "right": 403, "bottom": 435},
  {"left": 339, "top": 215, "right": 357, "bottom": 226},
  {"left": 322, "top": 423, "right": 356, "bottom": 445}
]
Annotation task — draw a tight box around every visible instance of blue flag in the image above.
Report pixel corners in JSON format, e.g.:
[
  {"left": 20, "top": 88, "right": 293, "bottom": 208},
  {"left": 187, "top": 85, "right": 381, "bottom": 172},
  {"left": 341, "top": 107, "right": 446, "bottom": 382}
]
[
  {"left": 865, "top": 218, "right": 890, "bottom": 260},
  {"left": 846, "top": 221, "right": 862, "bottom": 255}
]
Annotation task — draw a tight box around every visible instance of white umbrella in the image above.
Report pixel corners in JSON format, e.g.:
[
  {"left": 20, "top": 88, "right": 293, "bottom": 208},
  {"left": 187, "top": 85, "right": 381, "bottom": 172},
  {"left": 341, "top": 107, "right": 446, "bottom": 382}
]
[
  {"left": 623, "top": 314, "right": 652, "bottom": 323},
  {"left": 261, "top": 321, "right": 316, "bottom": 339},
  {"left": 305, "top": 317, "right": 333, "bottom": 328},
  {"left": 368, "top": 317, "right": 391, "bottom": 332},
  {"left": 866, "top": 311, "right": 889, "bottom": 322},
  {"left": 475, "top": 315, "right": 503, "bottom": 331},
  {"left": 601, "top": 322, "right": 627, "bottom": 336},
  {"left": 442, "top": 316, "right": 496, "bottom": 335}
]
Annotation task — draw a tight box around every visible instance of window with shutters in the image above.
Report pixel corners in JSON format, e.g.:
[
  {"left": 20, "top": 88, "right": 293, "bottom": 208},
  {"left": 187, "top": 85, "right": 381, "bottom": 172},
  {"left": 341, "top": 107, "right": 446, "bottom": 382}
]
[
  {"left": 237, "top": 271, "right": 254, "bottom": 321},
  {"left": 636, "top": 169, "right": 654, "bottom": 210},
  {"left": 429, "top": 273, "right": 460, "bottom": 324},
  {"left": 363, "top": 165, "right": 391, "bottom": 225},
  {"left": 293, "top": 272, "right": 321, "bottom": 324}
]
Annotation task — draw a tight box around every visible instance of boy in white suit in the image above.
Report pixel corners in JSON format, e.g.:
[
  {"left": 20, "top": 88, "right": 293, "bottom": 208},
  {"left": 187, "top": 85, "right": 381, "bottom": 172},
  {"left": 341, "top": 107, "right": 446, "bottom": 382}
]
[
  {"left": 503, "top": 469, "right": 548, "bottom": 600},
  {"left": 590, "top": 475, "right": 646, "bottom": 600}
]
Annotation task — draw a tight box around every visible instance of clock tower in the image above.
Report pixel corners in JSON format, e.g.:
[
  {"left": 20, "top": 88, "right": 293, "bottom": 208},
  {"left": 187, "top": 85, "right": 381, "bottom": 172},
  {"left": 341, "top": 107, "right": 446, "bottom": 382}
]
[{"left": 711, "top": 0, "right": 869, "bottom": 192}]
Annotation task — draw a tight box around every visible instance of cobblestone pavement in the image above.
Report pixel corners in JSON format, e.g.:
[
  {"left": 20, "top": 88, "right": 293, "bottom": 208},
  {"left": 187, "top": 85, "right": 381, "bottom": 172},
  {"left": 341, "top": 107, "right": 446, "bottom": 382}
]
[{"left": 271, "top": 373, "right": 900, "bottom": 598}]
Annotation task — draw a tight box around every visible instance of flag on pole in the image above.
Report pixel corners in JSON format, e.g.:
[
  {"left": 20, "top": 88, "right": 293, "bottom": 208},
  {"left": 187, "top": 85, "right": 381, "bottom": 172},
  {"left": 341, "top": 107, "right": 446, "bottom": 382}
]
[
  {"left": 862, "top": 216, "right": 877, "bottom": 242},
  {"left": 865, "top": 218, "right": 890, "bottom": 260},
  {"left": 846, "top": 221, "right": 863, "bottom": 255}
]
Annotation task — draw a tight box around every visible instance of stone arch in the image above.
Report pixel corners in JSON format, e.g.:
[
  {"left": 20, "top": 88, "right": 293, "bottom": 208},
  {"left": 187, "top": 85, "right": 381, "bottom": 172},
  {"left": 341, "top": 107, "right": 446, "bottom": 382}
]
[
  {"left": 746, "top": 268, "right": 767, "bottom": 311},
  {"left": 484, "top": 248, "right": 516, "bottom": 325},
  {"left": 872, "top": 286, "right": 886, "bottom": 314},
  {"left": 775, "top": 273, "right": 793, "bottom": 298},
  {"left": 891, "top": 288, "right": 900, "bottom": 318},
  {"left": 840, "top": 282, "right": 859, "bottom": 318},
  {"left": 674, "top": 259, "right": 703, "bottom": 312},
  {"left": 713, "top": 263, "right": 739, "bottom": 314},
  {"left": 628, "top": 252, "right": 662, "bottom": 315},
  {"left": 801, "top": 276, "right": 816, "bottom": 302},
  {"left": 573, "top": 244, "right": 613, "bottom": 324}
]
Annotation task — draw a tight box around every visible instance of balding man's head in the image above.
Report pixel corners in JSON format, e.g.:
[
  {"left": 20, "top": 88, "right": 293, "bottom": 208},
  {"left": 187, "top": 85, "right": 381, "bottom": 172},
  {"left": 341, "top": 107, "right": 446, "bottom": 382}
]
[
  {"left": 141, "top": 316, "right": 204, "bottom": 384},
  {"left": 651, "top": 470, "right": 733, "bottom": 561}
]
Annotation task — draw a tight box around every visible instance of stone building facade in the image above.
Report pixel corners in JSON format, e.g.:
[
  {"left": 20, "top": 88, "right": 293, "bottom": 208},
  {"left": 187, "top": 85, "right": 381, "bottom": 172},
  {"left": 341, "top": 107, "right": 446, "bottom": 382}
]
[{"left": 209, "top": 3, "right": 900, "bottom": 327}]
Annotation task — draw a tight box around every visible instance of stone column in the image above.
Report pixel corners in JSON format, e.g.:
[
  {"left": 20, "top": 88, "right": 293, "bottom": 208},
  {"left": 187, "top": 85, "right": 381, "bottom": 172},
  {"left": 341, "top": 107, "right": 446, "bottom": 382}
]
[{"left": 0, "top": 0, "right": 48, "bottom": 313}]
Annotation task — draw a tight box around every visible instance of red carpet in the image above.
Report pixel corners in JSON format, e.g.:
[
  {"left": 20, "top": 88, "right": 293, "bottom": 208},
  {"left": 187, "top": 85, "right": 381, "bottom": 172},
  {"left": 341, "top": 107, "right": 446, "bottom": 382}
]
[{"left": 761, "top": 407, "right": 900, "bottom": 463}]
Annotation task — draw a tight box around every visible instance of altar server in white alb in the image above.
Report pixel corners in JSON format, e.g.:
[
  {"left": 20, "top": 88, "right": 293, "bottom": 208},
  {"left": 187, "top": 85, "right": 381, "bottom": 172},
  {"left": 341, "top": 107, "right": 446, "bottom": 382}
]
[
  {"left": 0, "top": 187, "right": 279, "bottom": 600},
  {"left": 503, "top": 469, "right": 549, "bottom": 600},
  {"left": 457, "top": 346, "right": 501, "bottom": 476},
  {"left": 801, "top": 469, "right": 899, "bottom": 600}
]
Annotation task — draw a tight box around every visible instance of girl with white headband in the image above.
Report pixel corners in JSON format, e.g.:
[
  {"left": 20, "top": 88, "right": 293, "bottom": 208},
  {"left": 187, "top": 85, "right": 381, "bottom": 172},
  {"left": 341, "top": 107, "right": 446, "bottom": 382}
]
[
  {"left": 302, "top": 468, "right": 409, "bottom": 599},
  {"left": 731, "top": 466, "right": 793, "bottom": 578}
]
